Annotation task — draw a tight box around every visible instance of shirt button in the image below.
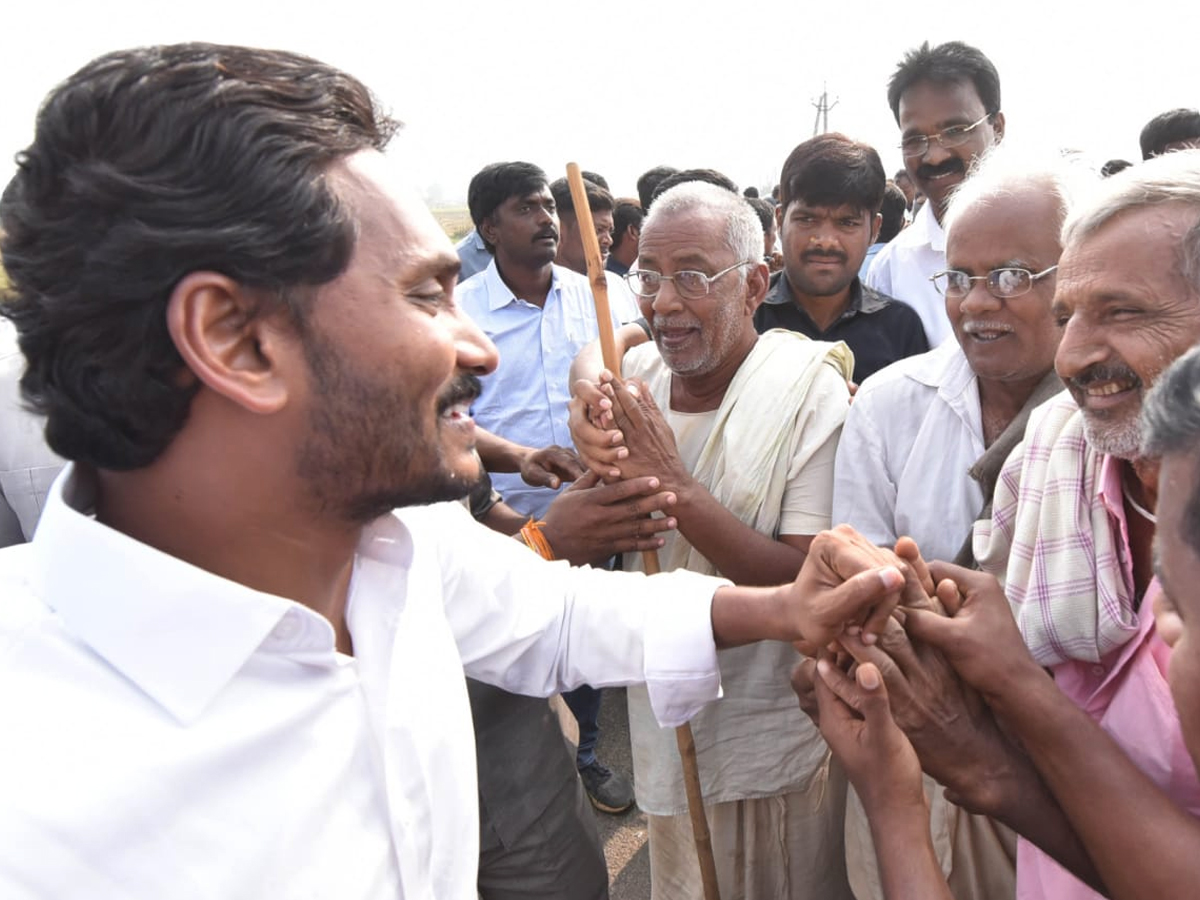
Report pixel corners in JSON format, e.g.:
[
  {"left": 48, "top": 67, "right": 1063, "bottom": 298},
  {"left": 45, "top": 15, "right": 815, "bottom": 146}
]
[{"left": 1092, "top": 665, "right": 1105, "bottom": 677}]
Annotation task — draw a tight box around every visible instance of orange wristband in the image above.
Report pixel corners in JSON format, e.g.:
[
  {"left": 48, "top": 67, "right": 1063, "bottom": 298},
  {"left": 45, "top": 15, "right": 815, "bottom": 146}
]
[{"left": 519, "top": 518, "right": 555, "bottom": 561}]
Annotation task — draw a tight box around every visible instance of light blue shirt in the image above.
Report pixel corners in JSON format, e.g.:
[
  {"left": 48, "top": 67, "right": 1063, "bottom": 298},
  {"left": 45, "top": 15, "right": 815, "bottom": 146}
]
[
  {"left": 459, "top": 260, "right": 639, "bottom": 518},
  {"left": 455, "top": 230, "right": 493, "bottom": 282}
]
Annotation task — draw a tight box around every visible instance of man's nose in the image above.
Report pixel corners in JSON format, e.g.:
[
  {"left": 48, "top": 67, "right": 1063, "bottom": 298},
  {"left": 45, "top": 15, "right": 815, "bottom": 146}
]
[{"left": 959, "top": 280, "right": 1002, "bottom": 315}]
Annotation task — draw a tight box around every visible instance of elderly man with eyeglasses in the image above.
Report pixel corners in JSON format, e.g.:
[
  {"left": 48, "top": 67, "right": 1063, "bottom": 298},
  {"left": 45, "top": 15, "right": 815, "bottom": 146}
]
[
  {"left": 570, "top": 180, "right": 857, "bottom": 900},
  {"left": 831, "top": 144, "right": 1092, "bottom": 900},
  {"left": 865, "top": 40, "right": 1005, "bottom": 346}
]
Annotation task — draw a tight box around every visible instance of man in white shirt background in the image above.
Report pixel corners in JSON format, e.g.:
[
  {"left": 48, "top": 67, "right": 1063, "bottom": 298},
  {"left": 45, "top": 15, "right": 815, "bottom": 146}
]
[
  {"left": 457, "top": 160, "right": 643, "bottom": 817},
  {"left": 865, "top": 40, "right": 1005, "bottom": 347}
]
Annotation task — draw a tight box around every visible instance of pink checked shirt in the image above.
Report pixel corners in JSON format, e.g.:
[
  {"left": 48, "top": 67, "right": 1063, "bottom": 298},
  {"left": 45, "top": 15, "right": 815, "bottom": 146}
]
[{"left": 1017, "top": 458, "right": 1200, "bottom": 899}]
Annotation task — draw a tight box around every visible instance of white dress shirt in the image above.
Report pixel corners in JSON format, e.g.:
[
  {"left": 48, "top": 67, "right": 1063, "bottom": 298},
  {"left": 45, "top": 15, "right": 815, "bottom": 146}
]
[
  {"left": 864, "top": 202, "right": 952, "bottom": 348},
  {"left": 0, "top": 321, "right": 64, "bottom": 545},
  {"left": 0, "top": 465, "right": 725, "bottom": 899},
  {"left": 832, "top": 340, "right": 985, "bottom": 563},
  {"left": 458, "top": 260, "right": 640, "bottom": 518}
]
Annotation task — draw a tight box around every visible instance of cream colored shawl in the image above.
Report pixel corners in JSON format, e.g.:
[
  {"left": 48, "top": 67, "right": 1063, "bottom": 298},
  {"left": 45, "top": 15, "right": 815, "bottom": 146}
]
[{"left": 626, "top": 328, "right": 854, "bottom": 577}]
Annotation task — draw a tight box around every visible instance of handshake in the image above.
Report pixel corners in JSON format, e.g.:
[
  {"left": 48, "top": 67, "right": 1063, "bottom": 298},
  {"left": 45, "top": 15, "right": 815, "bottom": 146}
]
[{"left": 782, "top": 525, "right": 1040, "bottom": 824}]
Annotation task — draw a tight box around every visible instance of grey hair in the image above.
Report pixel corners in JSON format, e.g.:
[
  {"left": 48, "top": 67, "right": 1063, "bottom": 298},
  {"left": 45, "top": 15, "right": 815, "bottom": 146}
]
[
  {"left": 1143, "top": 343, "right": 1200, "bottom": 548},
  {"left": 943, "top": 143, "right": 1096, "bottom": 249},
  {"left": 643, "top": 180, "right": 763, "bottom": 266},
  {"left": 1062, "top": 149, "right": 1200, "bottom": 295}
]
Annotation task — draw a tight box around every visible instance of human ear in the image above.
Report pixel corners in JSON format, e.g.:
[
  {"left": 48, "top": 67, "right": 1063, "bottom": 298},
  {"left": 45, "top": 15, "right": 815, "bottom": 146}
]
[
  {"left": 165, "top": 272, "right": 292, "bottom": 415},
  {"left": 744, "top": 261, "right": 770, "bottom": 314},
  {"left": 871, "top": 213, "right": 882, "bottom": 243},
  {"left": 479, "top": 214, "right": 500, "bottom": 249},
  {"left": 991, "top": 111, "right": 1006, "bottom": 144}
]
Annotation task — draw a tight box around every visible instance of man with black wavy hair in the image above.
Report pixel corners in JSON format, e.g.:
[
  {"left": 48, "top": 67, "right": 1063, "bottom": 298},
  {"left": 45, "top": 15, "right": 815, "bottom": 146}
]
[{"left": 0, "top": 44, "right": 911, "bottom": 900}]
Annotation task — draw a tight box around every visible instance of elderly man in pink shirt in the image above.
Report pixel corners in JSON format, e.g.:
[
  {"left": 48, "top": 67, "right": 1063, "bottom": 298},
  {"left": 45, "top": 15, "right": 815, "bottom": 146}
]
[{"left": 794, "top": 150, "right": 1200, "bottom": 900}]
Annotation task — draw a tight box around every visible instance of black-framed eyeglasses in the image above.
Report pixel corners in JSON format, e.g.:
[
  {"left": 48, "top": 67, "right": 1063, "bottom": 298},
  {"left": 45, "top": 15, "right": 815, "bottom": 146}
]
[
  {"left": 899, "top": 113, "right": 995, "bottom": 158},
  {"left": 930, "top": 265, "right": 1058, "bottom": 300},
  {"left": 625, "top": 260, "right": 755, "bottom": 300}
]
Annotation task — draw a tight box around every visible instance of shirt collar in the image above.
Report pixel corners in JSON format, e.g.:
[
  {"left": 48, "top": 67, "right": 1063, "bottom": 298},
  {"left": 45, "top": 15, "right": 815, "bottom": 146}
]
[
  {"left": 766, "top": 273, "right": 879, "bottom": 319},
  {"left": 1097, "top": 453, "right": 1127, "bottom": 521},
  {"left": 908, "top": 201, "right": 947, "bottom": 254},
  {"left": 480, "top": 259, "right": 562, "bottom": 312},
  {"left": 32, "top": 464, "right": 341, "bottom": 725}
]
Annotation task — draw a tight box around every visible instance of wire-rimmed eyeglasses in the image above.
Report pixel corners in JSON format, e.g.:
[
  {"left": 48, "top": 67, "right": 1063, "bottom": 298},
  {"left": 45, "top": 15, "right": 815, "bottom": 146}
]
[
  {"left": 625, "top": 261, "right": 756, "bottom": 300},
  {"left": 899, "top": 113, "right": 995, "bottom": 158},
  {"left": 930, "top": 265, "right": 1058, "bottom": 300}
]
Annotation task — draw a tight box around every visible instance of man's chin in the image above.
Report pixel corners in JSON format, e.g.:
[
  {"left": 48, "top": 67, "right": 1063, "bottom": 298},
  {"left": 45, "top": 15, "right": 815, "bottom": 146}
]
[{"left": 346, "top": 467, "right": 486, "bottom": 523}]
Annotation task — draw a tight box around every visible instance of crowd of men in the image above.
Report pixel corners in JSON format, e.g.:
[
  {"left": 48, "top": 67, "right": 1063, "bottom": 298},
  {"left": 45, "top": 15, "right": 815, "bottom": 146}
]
[{"left": 3, "top": 33, "right": 1200, "bottom": 900}]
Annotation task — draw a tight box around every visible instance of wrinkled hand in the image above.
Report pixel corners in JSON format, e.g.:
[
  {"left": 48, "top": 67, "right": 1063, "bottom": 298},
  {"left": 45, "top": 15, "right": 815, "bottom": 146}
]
[
  {"left": 834, "top": 616, "right": 1033, "bottom": 815},
  {"left": 540, "top": 471, "right": 677, "bottom": 566},
  {"left": 903, "top": 562, "right": 1046, "bottom": 702},
  {"left": 798, "top": 653, "right": 926, "bottom": 815},
  {"left": 568, "top": 373, "right": 627, "bottom": 479},
  {"left": 605, "top": 375, "right": 692, "bottom": 489},
  {"left": 518, "top": 444, "right": 585, "bottom": 490},
  {"left": 786, "top": 525, "right": 907, "bottom": 653}
]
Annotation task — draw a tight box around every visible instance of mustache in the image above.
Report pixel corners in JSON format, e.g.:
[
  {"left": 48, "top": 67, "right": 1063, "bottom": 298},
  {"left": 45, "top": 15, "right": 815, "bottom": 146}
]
[
  {"left": 916, "top": 158, "right": 966, "bottom": 181},
  {"left": 1066, "top": 362, "right": 1141, "bottom": 392},
  {"left": 535, "top": 227, "right": 559, "bottom": 242},
  {"left": 437, "top": 374, "right": 482, "bottom": 413},
  {"left": 802, "top": 250, "right": 847, "bottom": 264},
  {"left": 962, "top": 320, "right": 1013, "bottom": 335}
]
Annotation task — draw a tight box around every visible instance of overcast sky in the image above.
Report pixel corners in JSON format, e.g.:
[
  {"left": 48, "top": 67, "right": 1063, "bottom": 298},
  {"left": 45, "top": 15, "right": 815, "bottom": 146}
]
[{"left": 2, "top": 0, "right": 1198, "bottom": 205}]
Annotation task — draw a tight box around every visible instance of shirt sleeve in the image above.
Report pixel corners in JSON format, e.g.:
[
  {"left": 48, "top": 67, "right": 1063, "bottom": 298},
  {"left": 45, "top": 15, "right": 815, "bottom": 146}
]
[
  {"left": 864, "top": 242, "right": 893, "bottom": 296},
  {"left": 832, "top": 390, "right": 901, "bottom": 546},
  {"left": 435, "top": 503, "right": 726, "bottom": 727}
]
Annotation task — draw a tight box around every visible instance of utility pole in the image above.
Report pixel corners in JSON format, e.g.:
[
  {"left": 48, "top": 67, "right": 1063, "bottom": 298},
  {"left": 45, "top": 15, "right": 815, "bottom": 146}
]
[{"left": 811, "top": 82, "right": 839, "bottom": 136}]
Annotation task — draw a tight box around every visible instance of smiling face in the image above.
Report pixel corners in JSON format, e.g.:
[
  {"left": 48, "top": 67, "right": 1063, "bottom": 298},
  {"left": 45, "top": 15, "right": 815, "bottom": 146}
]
[
  {"left": 898, "top": 78, "right": 1003, "bottom": 223},
  {"left": 944, "top": 187, "right": 1063, "bottom": 388},
  {"left": 637, "top": 208, "right": 760, "bottom": 378},
  {"left": 1054, "top": 204, "right": 1200, "bottom": 460},
  {"left": 293, "top": 151, "right": 498, "bottom": 522},
  {"left": 1152, "top": 448, "right": 1200, "bottom": 773}
]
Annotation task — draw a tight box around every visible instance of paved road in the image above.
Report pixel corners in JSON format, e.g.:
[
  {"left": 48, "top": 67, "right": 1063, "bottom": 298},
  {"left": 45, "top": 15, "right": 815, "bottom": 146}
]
[{"left": 592, "top": 688, "right": 651, "bottom": 899}]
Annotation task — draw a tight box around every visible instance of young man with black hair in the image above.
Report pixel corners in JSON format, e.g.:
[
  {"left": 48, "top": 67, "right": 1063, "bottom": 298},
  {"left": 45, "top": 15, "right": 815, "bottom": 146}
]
[
  {"left": 1139, "top": 107, "right": 1200, "bottom": 159},
  {"left": 458, "top": 162, "right": 641, "bottom": 819},
  {"left": 606, "top": 199, "right": 643, "bottom": 277},
  {"left": 0, "top": 45, "right": 907, "bottom": 899},
  {"left": 866, "top": 41, "right": 1005, "bottom": 346},
  {"left": 859, "top": 182, "right": 909, "bottom": 277},
  {"left": 636, "top": 164, "right": 678, "bottom": 211},
  {"left": 756, "top": 133, "right": 928, "bottom": 384}
]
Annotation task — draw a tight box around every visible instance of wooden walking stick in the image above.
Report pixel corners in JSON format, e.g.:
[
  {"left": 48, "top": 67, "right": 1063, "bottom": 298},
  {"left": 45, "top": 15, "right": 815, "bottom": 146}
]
[{"left": 566, "top": 163, "right": 722, "bottom": 900}]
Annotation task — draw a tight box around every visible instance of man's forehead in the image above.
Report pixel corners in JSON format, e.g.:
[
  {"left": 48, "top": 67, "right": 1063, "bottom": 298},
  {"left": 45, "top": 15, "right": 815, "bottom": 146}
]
[
  {"left": 506, "top": 186, "right": 552, "bottom": 204},
  {"left": 330, "top": 150, "right": 456, "bottom": 269},
  {"left": 787, "top": 200, "right": 867, "bottom": 217},
  {"left": 640, "top": 212, "right": 728, "bottom": 261},
  {"left": 899, "top": 78, "right": 985, "bottom": 124}
]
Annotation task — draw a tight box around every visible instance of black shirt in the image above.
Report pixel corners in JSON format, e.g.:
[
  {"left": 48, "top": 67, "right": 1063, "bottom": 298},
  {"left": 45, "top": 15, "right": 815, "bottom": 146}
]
[{"left": 754, "top": 272, "right": 930, "bottom": 383}]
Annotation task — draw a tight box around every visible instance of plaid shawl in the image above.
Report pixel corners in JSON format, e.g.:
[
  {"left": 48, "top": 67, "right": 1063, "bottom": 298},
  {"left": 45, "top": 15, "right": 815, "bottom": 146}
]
[{"left": 972, "top": 392, "right": 1140, "bottom": 666}]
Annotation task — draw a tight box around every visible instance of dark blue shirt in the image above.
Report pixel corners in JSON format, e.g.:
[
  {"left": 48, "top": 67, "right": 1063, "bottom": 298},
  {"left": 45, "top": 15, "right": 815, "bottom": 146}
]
[{"left": 754, "top": 273, "right": 929, "bottom": 383}]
